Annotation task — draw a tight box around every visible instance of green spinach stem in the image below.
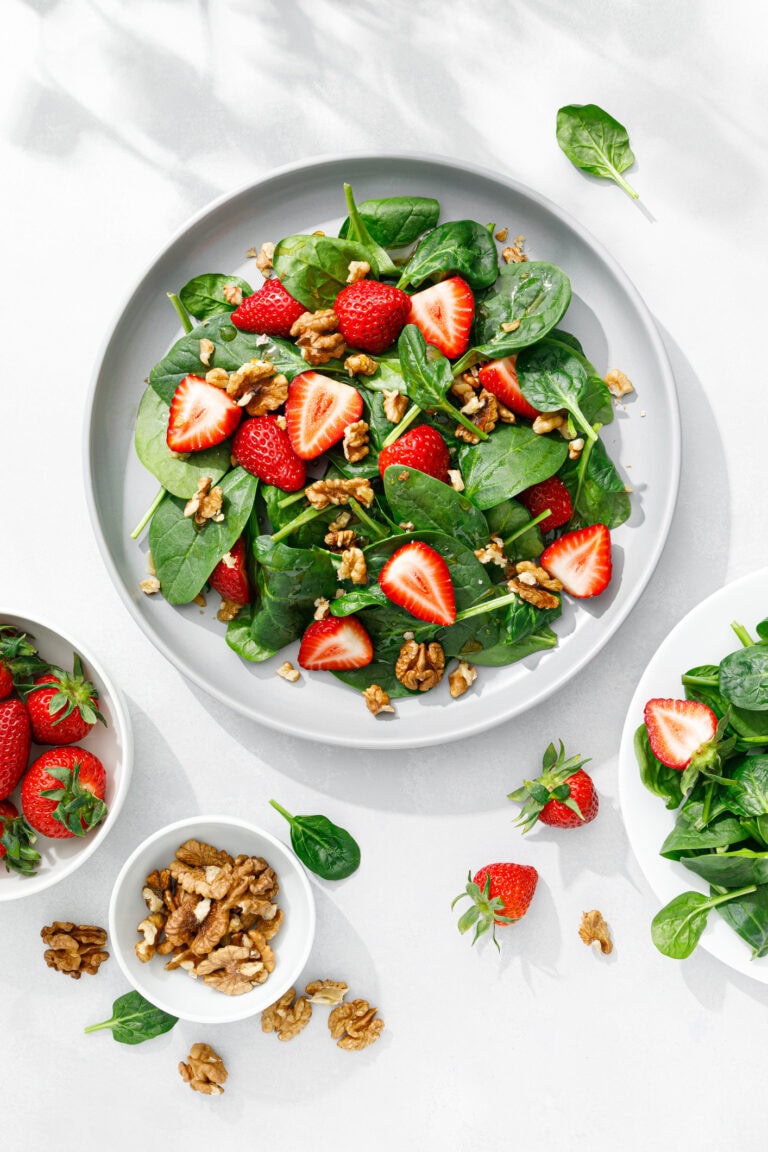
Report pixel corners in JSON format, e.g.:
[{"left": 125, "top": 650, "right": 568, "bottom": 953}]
[
  {"left": 730, "top": 621, "right": 755, "bottom": 649},
  {"left": 348, "top": 498, "right": 388, "bottom": 540},
  {"left": 130, "top": 487, "right": 165, "bottom": 539},
  {"left": 454, "top": 590, "right": 521, "bottom": 623},
  {"left": 382, "top": 403, "right": 419, "bottom": 446},
  {"left": 167, "top": 292, "right": 194, "bottom": 334},
  {"left": 277, "top": 489, "right": 309, "bottom": 511},
  {"left": 503, "top": 509, "right": 551, "bottom": 548},
  {"left": 271, "top": 506, "right": 322, "bottom": 544}
]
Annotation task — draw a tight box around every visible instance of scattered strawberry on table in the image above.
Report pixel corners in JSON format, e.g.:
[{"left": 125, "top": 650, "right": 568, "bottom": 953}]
[
  {"left": 453, "top": 862, "right": 539, "bottom": 949},
  {"left": 508, "top": 740, "right": 599, "bottom": 830}
]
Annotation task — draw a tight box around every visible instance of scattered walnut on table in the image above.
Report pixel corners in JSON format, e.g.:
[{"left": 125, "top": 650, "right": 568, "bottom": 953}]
[
  {"left": 262, "top": 987, "right": 313, "bottom": 1041},
  {"left": 305, "top": 979, "right": 349, "bottom": 1005},
  {"left": 179, "top": 1043, "right": 228, "bottom": 1096},
  {"left": 276, "top": 661, "right": 300, "bottom": 682},
  {"left": 362, "top": 684, "right": 395, "bottom": 716},
  {"left": 41, "top": 922, "right": 109, "bottom": 978},
  {"left": 395, "top": 640, "right": 445, "bottom": 692},
  {"left": 579, "top": 909, "right": 613, "bottom": 955},
  {"left": 328, "top": 999, "right": 384, "bottom": 1051},
  {"left": 290, "top": 309, "right": 346, "bottom": 365}
]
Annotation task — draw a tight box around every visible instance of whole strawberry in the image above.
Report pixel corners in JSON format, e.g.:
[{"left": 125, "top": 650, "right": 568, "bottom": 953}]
[
  {"left": 508, "top": 741, "right": 598, "bottom": 831},
  {"left": 232, "top": 416, "right": 306, "bottom": 492},
  {"left": 209, "top": 535, "right": 251, "bottom": 606},
  {"left": 378, "top": 425, "right": 450, "bottom": 483},
  {"left": 231, "top": 277, "right": 306, "bottom": 338},
  {"left": 334, "top": 279, "right": 412, "bottom": 354},
  {"left": 0, "top": 698, "right": 31, "bottom": 800},
  {"left": 517, "top": 476, "right": 573, "bottom": 532},
  {"left": 0, "top": 624, "right": 49, "bottom": 700},
  {"left": 21, "top": 746, "right": 107, "bottom": 839},
  {"left": 26, "top": 654, "right": 105, "bottom": 746},
  {"left": 0, "top": 799, "right": 41, "bottom": 875},
  {"left": 452, "top": 862, "right": 538, "bottom": 949}
]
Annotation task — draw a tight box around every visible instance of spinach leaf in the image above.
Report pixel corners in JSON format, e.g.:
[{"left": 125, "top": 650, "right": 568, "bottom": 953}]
[
  {"left": 341, "top": 184, "right": 398, "bottom": 277},
  {"left": 179, "top": 273, "right": 253, "bottom": 321},
  {"left": 729, "top": 756, "right": 768, "bottom": 816},
  {"left": 397, "top": 219, "right": 498, "bottom": 291},
  {"left": 398, "top": 326, "right": 488, "bottom": 440},
  {"left": 458, "top": 423, "right": 568, "bottom": 510},
  {"left": 484, "top": 499, "right": 542, "bottom": 561},
  {"left": 558, "top": 436, "right": 631, "bottom": 530},
  {"left": 720, "top": 646, "right": 768, "bottom": 711},
  {"left": 134, "top": 386, "right": 231, "bottom": 499},
  {"left": 463, "top": 625, "right": 558, "bottom": 666},
  {"left": 333, "top": 661, "right": 417, "bottom": 699},
  {"left": 270, "top": 800, "right": 360, "bottom": 880},
  {"left": 248, "top": 536, "right": 336, "bottom": 651},
  {"left": 453, "top": 262, "right": 572, "bottom": 373},
  {"left": 516, "top": 340, "right": 597, "bottom": 442},
  {"left": 356, "top": 354, "right": 406, "bottom": 394},
  {"left": 272, "top": 233, "right": 373, "bottom": 311},
  {"left": 225, "top": 604, "right": 277, "bottom": 663},
  {"left": 715, "top": 883, "right": 768, "bottom": 957},
  {"left": 331, "top": 586, "right": 389, "bottom": 615},
  {"left": 556, "top": 103, "right": 639, "bottom": 200},
  {"left": 339, "top": 196, "right": 440, "bottom": 248},
  {"left": 383, "top": 465, "right": 489, "bottom": 549},
  {"left": 660, "top": 807, "right": 748, "bottom": 859},
  {"left": 651, "top": 891, "right": 717, "bottom": 959},
  {"left": 634, "top": 725, "right": 683, "bottom": 810},
  {"left": 503, "top": 595, "right": 561, "bottom": 645},
  {"left": 84, "top": 991, "right": 177, "bottom": 1045},
  {"left": 149, "top": 468, "right": 258, "bottom": 604},
  {"left": 682, "top": 849, "right": 768, "bottom": 890}
]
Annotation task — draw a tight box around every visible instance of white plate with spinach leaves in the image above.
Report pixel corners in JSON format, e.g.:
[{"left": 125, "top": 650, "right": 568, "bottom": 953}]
[
  {"left": 618, "top": 569, "right": 768, "bottom": 982},
  {"left": 85, "top": 153, "right": 678, "bottom": 748}
]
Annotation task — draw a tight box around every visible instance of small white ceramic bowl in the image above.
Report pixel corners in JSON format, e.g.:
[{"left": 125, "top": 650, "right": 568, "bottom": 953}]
[
  {"left": 0, "top": 611, "right": 133, "bottom": 902},
  {"left": 109, "top": 815, "right": 316, "bottom": 1024}
]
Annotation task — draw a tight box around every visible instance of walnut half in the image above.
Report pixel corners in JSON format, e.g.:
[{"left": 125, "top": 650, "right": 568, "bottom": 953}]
[
  {"left": 395, "top": 640, "right": 445, "bottom": 692},
  {"left": 179, "top": 1043, "right": 228, "bottom": 1095},
  {"left": 261, "top": 987, "right": 313, "bottom": 1041},
  {"left": 328, "top": 999, "right": 384, "bottom": 1051},
  {"left": 41, "top": 922, "right": 109, "bottom": 979}
]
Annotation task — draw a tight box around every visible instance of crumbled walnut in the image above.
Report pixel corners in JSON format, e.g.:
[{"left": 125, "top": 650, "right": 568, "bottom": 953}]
[
  {"left": 450, "top": 372, "right": 479, "bottom": 407},
  {"left": 275, "top": 413, "right": 287, "bottom": 430},
  {"left": 513, "top": 560, "right": 563, "bottom": 592},
  {"left": 255, "top": 241, "right": 275, "bottom": 275},
  {"left": 324, "top": 528, "right": 358, "bottom": 551},
  {"left": 507, "top": 560, "right": 562, "bottom": 610},
  {"left": 41, "top": 923, "right": 109, "bottom": 979},
  {"left": 164, "top": 895, "right": 204, "bottom": 949},
  {"left": 276, "top": 661, "right": 300, "bottom": 682},
  {"left": 205, "top": 366, "right": 231, "bottom": 390},
  {"left": 495, "top": 226, "right": 509, "bottom": 242},
  {"left": 568, "top": 436, "right": 585, "bottom": 461},
  {"left": 179, "top": 1043, "right": 228, "bottom": 1095},
  {"left": 382, "top": 388, "right": 409, "bottom": 423},
  {"left": 170, "top": 860, "right": 233, "bottom": 902},
  {"left": 222, "top": 282, "right": 243, "bottom": 307},
  {"left": 140, "top": 576, "right": 161, "bottom": 595},
  {"left": 193, "top": 592, "right": 206, "bottom": 607},
  {"left": 447, "top": 469, "right": 465, "bottom": 493},
  {"left": 328, "top": 510, "right": 352, "bottom": 531},
  {"left": 209, "top": 359, "right": 287, "bottom": 415},
  {"left": 305, "top": 477, "right": 374, "bottom": 509},
  {"left": 605, "top": 368, "right": 634, "bottom": 398},
  {"left": 579, "top": 909, "right": 613, "bottom": 955},
  {"left": 346, "top": 260, "right": 371, "bottom": 284},
  {"left": 532, "top": 411, "right": 568, "bottom": 435},
  {"left": 305, "top": 979, "right": 349, "bottom": 1005},
  {"left": 262, "top": 987, "right": 313, "bottom": 1040},
  {"left": 474, "top": 536, "right": 507, "bottom": 568},
  {"left": 135, "top": 912, "right": 166, "bottom": 962},
  {"left": 449, "top": 661, "right": 477, "bottom": 699},
  {"left": 455, "top": 389, "right": 498, "bottom": 444},
  {"left": 496, "top": 399, "right": 516, "bottom": 423},
  {"left": 343, "top": 420, "right": 370, "bottom": 463},
  {"left": 395, "top": 640, "right": 445, "bottom": 692},
  {"left": 500, "top": 319, "right": 521, "bottom": 333},
  {"left": 184, "top": 477, "right": 225, "bottom": 526},
  {"left": 142, "top": 884, "right": 164, "bottom": 914},
  {"left": 398, "top": 521, "right": 415, "bottom": 532},
  {"left": 328, "top": 999, "right": 384, "bottom": 1050},
  {"left": 199, "top": 337, "right": 215, "bottom": 367},
  {"left": 362, "top": 684, "right": 395, "bottom": 716},
  {"left": 344, "top": 352, "right": 378, "bottom": 377},
  {"left": 217, "top": 597, "right": 243, "bottom": 623},
  {"left": 502, "top": 245, "right": 528, "bottom": 263},
  {"left": 290, "top": 310, "right": 346, "bottom": 366},
  {"left": 314, "top": 597, "right": 331, "bottom": 620},
  {"left": 337, "top": 546, "right": 367, "bottom": 584}
]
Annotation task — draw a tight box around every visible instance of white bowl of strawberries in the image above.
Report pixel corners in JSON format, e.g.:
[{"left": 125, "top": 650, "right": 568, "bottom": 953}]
[{"left": 0, "top": 612, "right": 132, "bottom": 900}]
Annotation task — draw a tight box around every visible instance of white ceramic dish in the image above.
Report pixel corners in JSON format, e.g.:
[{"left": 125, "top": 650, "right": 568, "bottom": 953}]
[
  {"left": 108, "top": 815, "right": 316, "bottom": 1024},
  {"left": 0, "top": 611, "right": 132, "bottom": 901},
  {"left": 618, "top": 568, "right": 768, "bottom": 982},
  {"left": 85, "top": 152, "right": 679, "bottom": 748}
]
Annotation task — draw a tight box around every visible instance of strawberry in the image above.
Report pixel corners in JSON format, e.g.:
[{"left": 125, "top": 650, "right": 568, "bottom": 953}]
[
  {"left": 518, "top": 476, "right": 573, "bottom": 531},
  {"left": 0, "top": 799, "right": 41, "bottom": 876},
  {"left": 643, "top": 698, "right": 718, "bottom": 771},
  {"left": 209, "top": 535, "right": 251, "bottom": 606},
  {"left": 334, "top": 279, "right": 412, "bottom": 354},
  {"left": 477, "top": 355, "right": 541, "bottom": 420},
  {"left": 377, "top": 425, "right": 450, "bottom": 484},
  {"left": 378, "top": 541, "right": 456, "bottom": 626},
  {"left": 26, "top": 654, "right": 105, "bottom": 746},
  {"left": 230, "top": 277, "right": 306, "bottom": 338},
  {"left": 0, "top": 699, "right": 31, "bottom": 801},
  {"left": 285, "top": 372, "right": 364, "bottom": 460},
  {"left": 540, "top": 522, "right": 612, "bottom": 598},
  {"left": 0, "top": 625, "right": 48, "bottom": 699},
  {"left": 166, "top": 374, "right": 242, "bottom": 453},
  {"left": 232, "top": 415, "right": 306, "bottom": 492},
  {"left": 509, "top": 741, "right": 598, "bottom": 831},
  {"left": 298, "top": 616, "right": 374, "bottom": 671},
  {"left": 21, "top": 747, "right": 107, "bottom": 839},
  {"left": 406, "top": 276, "right": 474, "bottom": 359},
  {"left": 452, "top": 862, "right": 539, "bottom": 949}
]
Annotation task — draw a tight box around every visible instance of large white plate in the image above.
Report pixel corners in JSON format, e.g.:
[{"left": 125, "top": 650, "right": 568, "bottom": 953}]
[
  {"left": 85, "top": 153, "right": 679, "bottom": 748},
  {"left": 618, "top": 568, "right": 768, "bottom": 981}
]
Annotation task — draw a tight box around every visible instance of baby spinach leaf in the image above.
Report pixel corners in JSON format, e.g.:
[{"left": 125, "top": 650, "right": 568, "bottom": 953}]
[
  {"left": 397, "top": 219, "right": 498, "bottom": 291},
  {"left": 342, "top": 184, "right": 398, "bottom": 277},
  {"left": 556, "top": 103, "right": 639, "bottom": 200},
  {"left": 357, "top": 355, "right": 406, "bottom": 394},
  {"left": 651, "top": 891, "right": 716, "bottom": 959},
  {"left": 225, "top": 604, "right": 277, "bottom": 663},
  {"left": 383, "top": 465, "right": 488, "bottom": 549},
  {"left": 134, "top": 386, "right": 231, "bottom": 498},
  {"left": 558, "top": 436, "right": 630, "bottom": 530},
  {"left": 84, "top": 991, "right": 177, "bottom": 1045},
  {"left": 248, "top": 536, "right": 336, "bottom": 651},
  {"left": 729, "top": 757, "right": 768, "bottom": 816},
  {"left": 179, "top": 273, "right": 253, "bottom": 321},
  {"left": 333, "top": 661, "right": 417, "bottom": 699},
  {"left": 516, "top": 340, "right": 596, "bottom": 441},
  {"left": 503, "top": 596, "right": 561, "bottom": 646},
  {"left": 270, "top": 800, "right": 360, "bottom": 880},
  {"left": 715, "top": 883, "right": 768, "bottom": 958},
  {"left": 634, "top": 725, "right": 683, "bottom": 810},
  {"left": 331, "top": 586, "right": 389, "bottom": 615},
  {"left": 398, "top": 326, "right": 487, "bottom": 440},
  {"left": 464, "top": 625, "right": 558, "bottom": 666},
  {"left": 272, "top": 233, "right": 373, "bottom": 310},
  {"left": 682, "top": 849, "right": 768, "bottom": 890},
  {"left": 458, "top": 423, "right": 568, "bottom": 509},
  {"left": 149, "top": 468, "right": 258, "bottom": 604},
  {"left": 484, "top": 500, "right": 542, "bottom": 561},
  {"left": 720, "top": 646, "right": 768, "bottom": 711},
  {"left": 660, "top": 808, "right": 748, "bottom": 859},
  {"left": 339, "top": 196, "right": 440, "bottom": 248}
]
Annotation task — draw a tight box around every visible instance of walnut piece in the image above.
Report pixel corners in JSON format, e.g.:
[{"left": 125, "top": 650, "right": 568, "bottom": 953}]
[
  {"left": 305, "top": 477, "right": 374, "bottom": 509},
  {"left": 41, "top": 922, "right": 109, "bottom": 978},
  {"left": 532, "top": 411, "right": 568, "bottom": 436},
  {"left": 382, "top": 389, "right": 409, "bottom": 423},
  {"left": 196, "top": 943, "right": 265, "bottom": 995},
  {"left": 217, "top": 597, "right": 243, "bottom": 623},
  {"left": 328, "top": 999, "right": 384, "bottom": 1051},
  {"left": 222, "top": 282, "right": 243, "bottom": 307},
  {"left": 395, "top": 640, "right": 445, "bottom": 692},
  {"left": 314, "top": 597, "right": 331, "bottom": 620},
  {"left": 262, "top": 987, "right": 313, "bottom": 1040},
  {"left": 474, "top": 536, "right": 507, "bottom": 568},
  {"left": 324, "top": 528, "right": 358, "bottom": 551},
  {"left": 362, "top": 684, "right": 395, "bottom": 716},
  {"left": 290, "top": 309, "right": 346, "bottom": 365},
  {"left": 501, "top": 238, "right": 527, "bottom": 263},
  {"left": 455, "top": 389, "right": 498, "bottom": 444},
  {"left": 447, "top": 469, "right": 465, "bottom": 493},
  {"left": 199, "top": 337, "right": 215, "bottom": 367},
  {"left": 579, "top": 909, "right": 613, "bottom": 955},
  {"left": 139, "top": 576, "right": 161, "bottom": 595},
  {"left": 179, "top": 1043, "right": 228, "bottom": 1096},
  {"left": 254, "top": 241, "right": 275, "bottom": 275},
  {"left": 494, "top": 226, "right": 509, "bottom": 242},
  {"left": 568, "top": 436, "right": 586, "bottom": 461},
  {"left": 184, "top": 477, "right": 224, "bottom": 526},
  {"left": 337, "top": 546, "right": 367, "bottom": 584},
  {"left": 345, "top": 353, "right": 378, "bottom": 377},
  {"left": 506, "top": 561, "right": 562, "bottom": 610},
  {"left": 605, "top": 368, "right": 634, "bottom": 398},
  {"left": 346, "top": 260, "right": 371, "bottom": 284},
  {"left": 175, "top": 840, "right": 233, "bottom": 868},
  {"left": 305, "top": 979, "right": 349, "bottom": 1005},
  {"left": 448, "top": 661, "right": 477, "bottom": 699},
  {"left": 276, "top": 661, "right": 300, "bottom": 682},
  {"left": 342, "top": 420, "right": 370, "bottom": 463}
]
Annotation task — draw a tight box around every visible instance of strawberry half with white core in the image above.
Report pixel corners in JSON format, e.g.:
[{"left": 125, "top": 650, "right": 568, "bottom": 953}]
[
  {"left": 378, "top": 541, "right": 456, "bottom": 627},
  {"left": 166, "top": 374, "right": 242, "bottom": 453},
  {"left": 406, "top": 276, "right": 474, "bottom": 359},
  {"left": 644, "top": 698, "right": 718, "bottom": 770},
  {"left": 540, "top": 522, "right": 612, "bottom": 598},
  {"left": 478, "top": 356, "right": 542, "bottom": 421},
  {"left": 298, "top": 616, "right": 373, "bottom": 671},
  {"left": 285, "top": 372, "right": 363, "bottom": 460}
]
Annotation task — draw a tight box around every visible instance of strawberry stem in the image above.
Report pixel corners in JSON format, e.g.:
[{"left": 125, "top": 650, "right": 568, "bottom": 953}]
[
  {"left": 167, "top": 292, "right": 194, "bottom": 334},
  {"left": 502, "top": 508, "right": 551, "bottom": 548},
  {"left": 382, "top": 403, "right": 420, "bottom": 447},
  {"left": 130, "top": 487, "right": 166, "bottom": 539}
]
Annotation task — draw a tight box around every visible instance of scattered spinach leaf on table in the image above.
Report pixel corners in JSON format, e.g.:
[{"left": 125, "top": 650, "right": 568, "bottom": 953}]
[
  {"left": 556, "top": 103, "right": 639, "bottom": 200},
  {"left": 84, "top": 991, "right": 177, "bottom": 1045},
  {"left": 270, "top": 800, "right": 360, "bottom": 880}
]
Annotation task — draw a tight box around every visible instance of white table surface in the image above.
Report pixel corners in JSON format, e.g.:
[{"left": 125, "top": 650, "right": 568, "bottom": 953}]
[{"left": 3, "top": 2, "right": 768, "bottom": 1149}]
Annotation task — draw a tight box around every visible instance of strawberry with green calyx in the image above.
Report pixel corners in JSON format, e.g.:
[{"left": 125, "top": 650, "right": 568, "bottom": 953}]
[
  {"left": 0, "top": 799, "right": 41, "bottom": 876},
  {"left": 0, "top": 698, "right": 31, "bottom": 800},
  {"left": 21, "top": 747, "right": 107, "bottom": 839},
  {"left": 452, "top": 862, "right": 538, "bottom": 950},
  {"left": 0, "top": 625, "right": 49, "bottom": 699},
  {"left": 25, "top": 654, "right": 106, "bottom": 745},
  {"left": 508, "top": 740, "right": 598, "bottom": 831}
]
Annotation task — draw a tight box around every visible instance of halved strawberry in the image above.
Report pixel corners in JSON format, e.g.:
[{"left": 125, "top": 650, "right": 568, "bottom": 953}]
[
  {"left": 298, "top": 616, "right": 373, "bottom": 671},
  {"left": 377, "top": 425, "right": 450, "bottom": 483},
  {"left": 232, "top": 416, "right": 306, "bottom": 492},
  {"left": 166, "top": 374, "right": 242, "bottom": 453},
  {"left": 478, "top": 356, "right": 541, "bottom": 421},
  {"left": 378, "top": 541, "right": 456, "bottom": 626},
  {"left": 231, "top": 277, "right": 306, "bottom": 338},
  {"left": 540, "top": 523, "right": 612, "bottom": 598},
  {"left": 209, "top": 536, "right": 251, "bottom": 605},
  {"left": 518, "top": 476, "right": 573, "bottom": 531},
  {"left": 643, "top": 699, "right": 718, "bottom": 770},
  {"left": 285, "top": 372, "right": 363, "bottom": 460},
  {"left": 407, "top": 276, "right": 474, "bottom": 359}
]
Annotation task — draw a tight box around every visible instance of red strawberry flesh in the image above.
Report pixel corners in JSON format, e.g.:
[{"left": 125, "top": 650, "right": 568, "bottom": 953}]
[
  {"left": 231, "top": 278, "right": 306, "bottom": 338},
  {"left": 540, "top": 522, "right": 612, "bottom": 598},
  {"left": 298, "top": 616, "right": 373, "bottom": 671},
  {"left": 378, "top": 541, "right": 456, "bottom": 626},
  {"left": 478, "top": 356, "right": 541, "bottom": 420},
  {"left": 167, "top": 375, "right": 242, "bottom": 453},
  {"left": 406, "top": 276, "right": 474, "bottom": 359},
  {"left": 644, "top": 698, "right": 718, "bottom": 770},
  {"left": 286, "top": 372, "right": 363, "bottom": 460}
]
